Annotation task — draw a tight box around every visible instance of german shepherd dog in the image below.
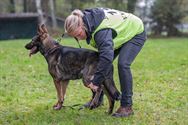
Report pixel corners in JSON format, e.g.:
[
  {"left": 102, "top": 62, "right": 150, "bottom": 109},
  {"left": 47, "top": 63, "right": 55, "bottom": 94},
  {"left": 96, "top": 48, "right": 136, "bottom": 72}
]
[{"left": 25, "top": 24, "right": 120, "bottom": 114}]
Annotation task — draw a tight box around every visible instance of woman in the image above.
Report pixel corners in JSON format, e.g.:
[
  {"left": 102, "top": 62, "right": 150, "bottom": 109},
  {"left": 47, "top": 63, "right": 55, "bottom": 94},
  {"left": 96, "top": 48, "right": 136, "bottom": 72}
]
[{"left": 64, "top": 8, "right": 147, "bottom": 117}]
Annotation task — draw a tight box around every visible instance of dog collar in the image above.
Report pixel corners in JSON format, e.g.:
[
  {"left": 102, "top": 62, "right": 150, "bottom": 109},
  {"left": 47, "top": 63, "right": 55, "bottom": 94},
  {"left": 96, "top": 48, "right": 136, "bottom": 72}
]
[{"left": 44, "top": 45, "right": 61, "bottom": 57}]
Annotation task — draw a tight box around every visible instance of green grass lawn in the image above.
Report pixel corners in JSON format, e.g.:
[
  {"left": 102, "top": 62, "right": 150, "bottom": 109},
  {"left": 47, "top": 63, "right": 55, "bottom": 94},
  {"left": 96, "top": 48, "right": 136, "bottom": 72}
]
[{"left": 0, "top": 38, "right": 188, "bottom": 125}]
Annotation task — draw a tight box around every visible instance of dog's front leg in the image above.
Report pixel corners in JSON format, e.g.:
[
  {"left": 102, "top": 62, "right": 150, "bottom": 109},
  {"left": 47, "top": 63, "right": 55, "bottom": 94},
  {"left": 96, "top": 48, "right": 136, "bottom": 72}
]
[
  {"left": 103, "top": 87, "right": 115, "bottom": 114},
  {"left": 89, "top": 86, "right": 103, "bottom": 109},
  {"left": 60, "top": 80, "right": 69, "bottom": 105},
  {"left": 53, "top": 80, "right": 69, "bottom": 110}
]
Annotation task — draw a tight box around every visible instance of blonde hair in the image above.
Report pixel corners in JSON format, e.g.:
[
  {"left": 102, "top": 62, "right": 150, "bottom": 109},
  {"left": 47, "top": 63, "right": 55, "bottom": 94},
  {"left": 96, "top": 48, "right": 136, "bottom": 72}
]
[{"left": 64, "top": 9, "right": 85, "bottom": 34}]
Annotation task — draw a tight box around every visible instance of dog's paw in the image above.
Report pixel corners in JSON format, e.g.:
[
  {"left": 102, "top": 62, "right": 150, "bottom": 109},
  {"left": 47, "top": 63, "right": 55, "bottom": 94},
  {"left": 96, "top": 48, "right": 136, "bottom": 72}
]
[
  {"left": 83, "top": 101, "right": 91, "bottom": 108},
  {"left": 89, "top": 101, "right": 102, "bottom": 109},
  {"left": 53, "top": 103, "right": 62, "bottom": 110},
  {"left": 89, "top": 104, "right": 97, "bottom": 110}
]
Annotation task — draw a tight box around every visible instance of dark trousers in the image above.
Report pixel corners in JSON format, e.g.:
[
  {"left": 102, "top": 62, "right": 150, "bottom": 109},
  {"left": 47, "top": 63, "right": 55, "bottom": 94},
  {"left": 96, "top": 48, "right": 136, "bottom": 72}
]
[
  {"left": 114, "top": 31, "right": 146, "bottom": 107},
  {"left": 93, "top": 31, "right": 146, "bottom": 106}
]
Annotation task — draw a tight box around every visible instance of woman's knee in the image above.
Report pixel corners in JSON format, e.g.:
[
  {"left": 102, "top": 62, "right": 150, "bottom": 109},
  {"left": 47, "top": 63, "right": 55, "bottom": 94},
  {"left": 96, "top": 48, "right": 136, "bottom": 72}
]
[{"left": 118, "top": 61, "right": 131, "bottom": 69}]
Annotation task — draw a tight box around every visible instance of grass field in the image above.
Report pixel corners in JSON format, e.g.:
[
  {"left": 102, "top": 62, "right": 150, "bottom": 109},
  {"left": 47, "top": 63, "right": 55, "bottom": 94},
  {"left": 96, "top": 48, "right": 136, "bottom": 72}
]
[{"left": 0, "top": 38, "right": 188, "bottom": 125}]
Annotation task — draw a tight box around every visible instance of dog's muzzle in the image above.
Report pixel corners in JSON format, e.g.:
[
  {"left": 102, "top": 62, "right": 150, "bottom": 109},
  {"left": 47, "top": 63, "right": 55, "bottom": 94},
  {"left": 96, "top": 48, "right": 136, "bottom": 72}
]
[{"left": 25, "top": 43, "right": 38, "bottom": 57}]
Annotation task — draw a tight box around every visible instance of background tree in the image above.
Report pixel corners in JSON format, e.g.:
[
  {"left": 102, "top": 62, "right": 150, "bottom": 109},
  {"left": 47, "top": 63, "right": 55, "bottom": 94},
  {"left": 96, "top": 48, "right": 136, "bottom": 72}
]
[
  {"left": 26, "top": 0, "right": 36, "bottom": 12},
  {"left": 97, "top": 0, "right": 127, "bottom": 11},
  {"left": 127, "top": 0, "right": 137, "bottom": 13},
  {"left": 23, "top": 0, "right": 27, "bottom": 12},
  {"left": 9, "top": 0, "right": 15, "bottom": 13},
  {"left": 150, "top": 0, "right": 186, "bottom": 36},
  {"left": 66, "top": 0, "right": 95, "bottom": 11},
  {"left": 0, "top": 0, "right": 187, "bottom": 36},
  {"left": 49, "top": 0, "right": 57, "bottom": 28},
  {"left": 36, "top": 0, "right": 45, "bottom": 24}
]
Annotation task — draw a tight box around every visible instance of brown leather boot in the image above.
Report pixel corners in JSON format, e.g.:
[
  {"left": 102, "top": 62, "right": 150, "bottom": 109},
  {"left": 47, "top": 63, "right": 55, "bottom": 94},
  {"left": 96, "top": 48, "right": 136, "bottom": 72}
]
[{"left": 112, "top": 106, "right": 134, "bottom": 117}]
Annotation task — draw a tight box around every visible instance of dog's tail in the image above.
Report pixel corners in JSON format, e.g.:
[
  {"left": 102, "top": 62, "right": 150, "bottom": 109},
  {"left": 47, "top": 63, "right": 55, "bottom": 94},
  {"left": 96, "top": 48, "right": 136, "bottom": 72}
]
[{"left": 103, "top": 79, "right": 121, "bottom": 101}]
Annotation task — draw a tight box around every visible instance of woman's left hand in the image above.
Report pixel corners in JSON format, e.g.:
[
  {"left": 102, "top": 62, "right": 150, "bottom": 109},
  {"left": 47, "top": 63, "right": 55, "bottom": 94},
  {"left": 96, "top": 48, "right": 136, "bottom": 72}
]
[{"left": 87, "top": 82, "right": 99, "bottom": 92}]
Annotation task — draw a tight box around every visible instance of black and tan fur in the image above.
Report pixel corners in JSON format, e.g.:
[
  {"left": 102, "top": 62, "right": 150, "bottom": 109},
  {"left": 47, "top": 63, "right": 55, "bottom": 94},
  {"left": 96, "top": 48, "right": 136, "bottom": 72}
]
[{"left": 25, "top": 24, "right": 120, "bottom": 114}]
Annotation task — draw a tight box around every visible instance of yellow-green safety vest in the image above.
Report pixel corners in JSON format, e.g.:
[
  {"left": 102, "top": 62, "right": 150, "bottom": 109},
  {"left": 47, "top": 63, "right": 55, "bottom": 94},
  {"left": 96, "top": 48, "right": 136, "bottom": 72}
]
[{"left": 90, "top": 8, "right": 144, "bottom": 49}]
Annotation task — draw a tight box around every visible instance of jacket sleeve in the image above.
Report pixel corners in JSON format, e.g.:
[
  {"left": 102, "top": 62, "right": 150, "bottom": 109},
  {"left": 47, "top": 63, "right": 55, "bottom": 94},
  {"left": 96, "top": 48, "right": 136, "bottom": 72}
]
[{"left": 92, "top": 29, "right": 114, "bottom": 86}]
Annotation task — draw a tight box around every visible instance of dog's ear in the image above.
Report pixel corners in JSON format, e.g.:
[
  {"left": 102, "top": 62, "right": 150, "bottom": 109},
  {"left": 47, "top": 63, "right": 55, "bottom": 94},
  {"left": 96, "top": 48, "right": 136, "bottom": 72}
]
[
  {"left": 37, "top": 24, "right": 44, "bottom": 35},
  {"left": 41, "top": 24, "right": 48, "bottom": 34}
]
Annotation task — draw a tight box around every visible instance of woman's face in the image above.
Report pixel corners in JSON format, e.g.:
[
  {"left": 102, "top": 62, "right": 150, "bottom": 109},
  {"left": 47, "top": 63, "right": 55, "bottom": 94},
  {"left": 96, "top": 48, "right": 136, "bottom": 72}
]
[{"left": 69, "top": 26, "right": 87, "bottom": 40}]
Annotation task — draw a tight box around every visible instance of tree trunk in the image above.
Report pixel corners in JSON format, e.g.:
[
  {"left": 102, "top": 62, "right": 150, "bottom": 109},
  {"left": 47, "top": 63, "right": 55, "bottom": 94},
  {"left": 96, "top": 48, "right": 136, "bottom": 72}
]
[
  {"left": 9, "top": 0, "right": 15, "bottom": 13},
  {"left": 127, "top": 0, "right": 137, "bottom": 13},
  {"left": 27, "top": 0, "right": 36, "bottom": 12},
  {"left": 36, "top": 0, "right": 45, "bottom": 24},
  {"left": 23, "top": 0, "right": 27, "bottom": 12},
  {"left": 49, "top": 0, "right": 57, "bottom": 28}
]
